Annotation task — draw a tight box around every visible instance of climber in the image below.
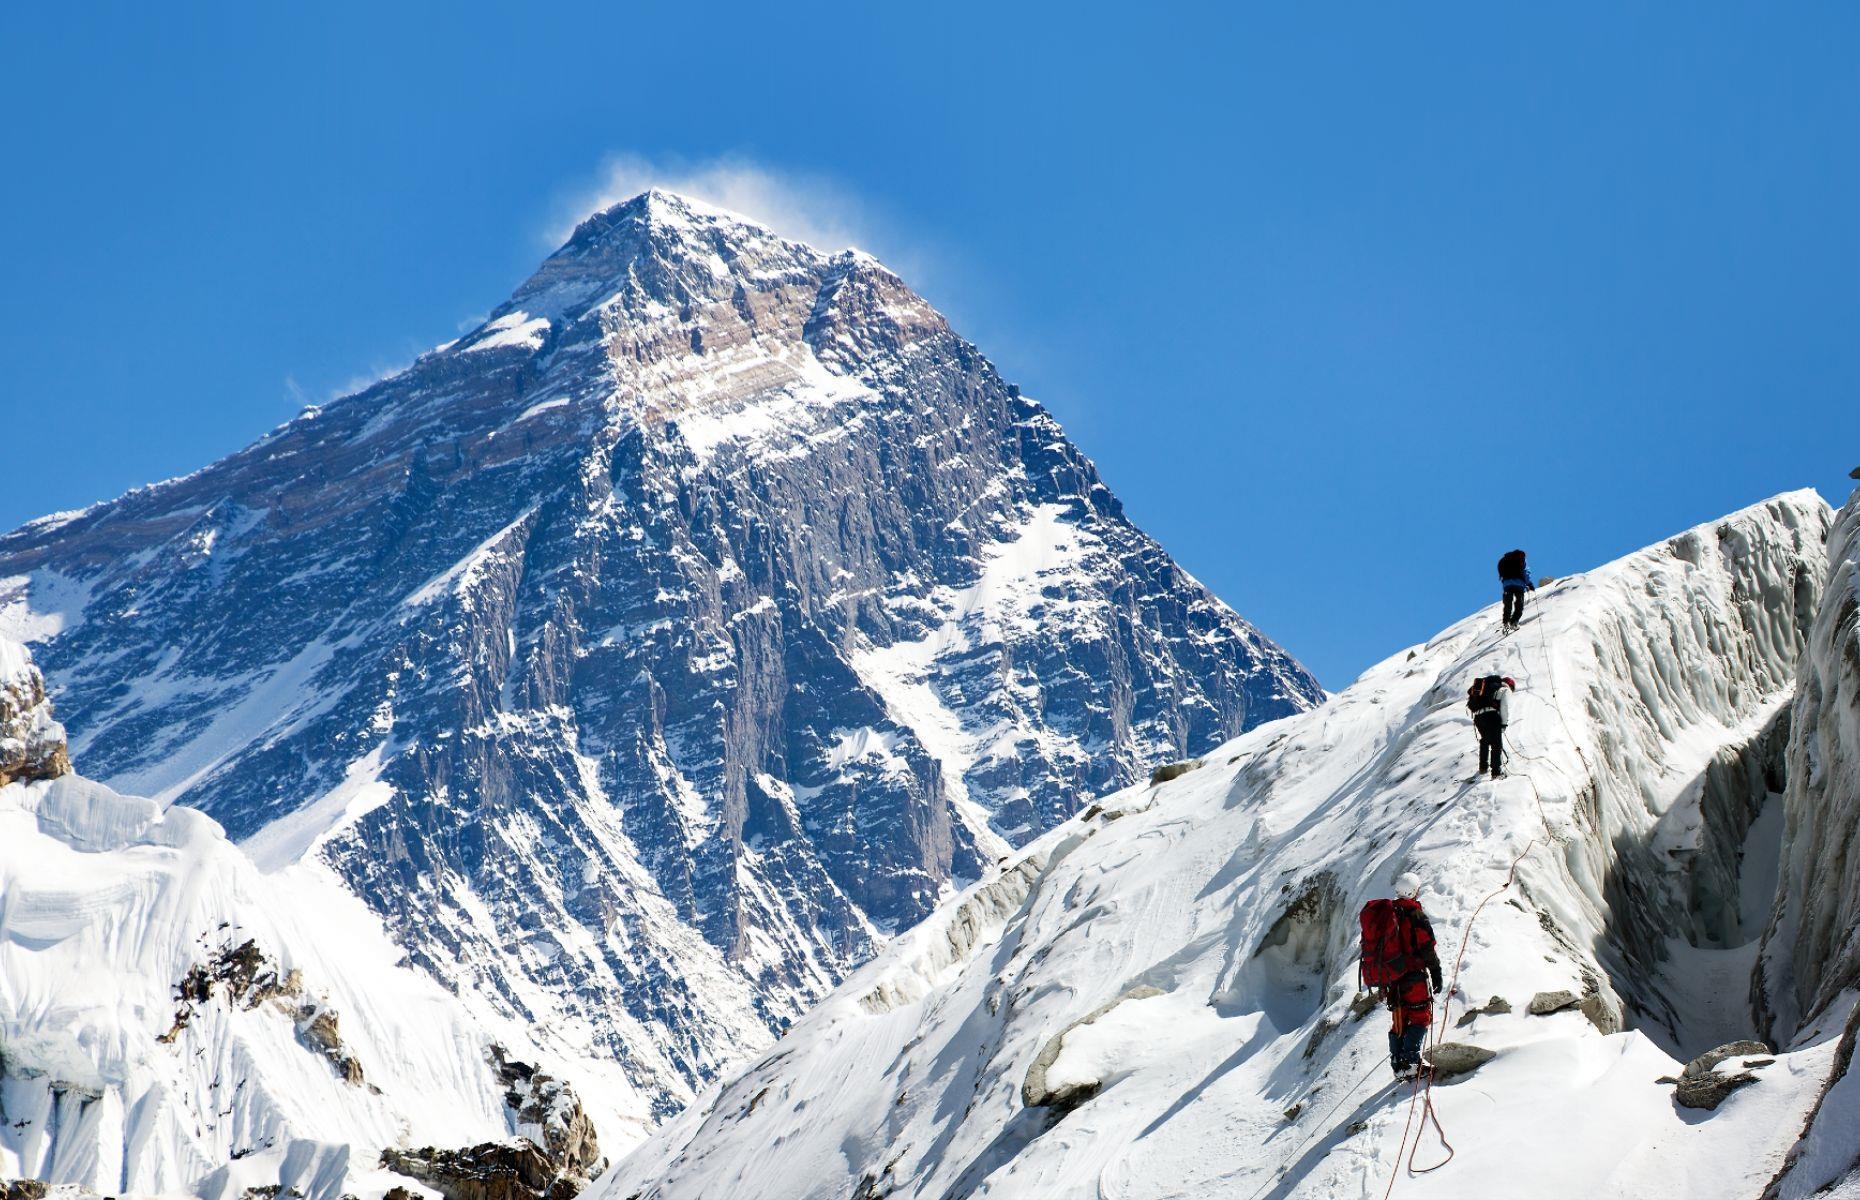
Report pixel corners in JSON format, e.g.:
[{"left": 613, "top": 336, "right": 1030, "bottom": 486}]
[
  {"left": 1498, "top": 549, "right": 1535, "bottom": 631},
  {"left": 1358, "top": 873, "right": 1444, "bottom": 1081},
  {"left": 1467, "top": 673, "right": 1515, "bottom": 779}
]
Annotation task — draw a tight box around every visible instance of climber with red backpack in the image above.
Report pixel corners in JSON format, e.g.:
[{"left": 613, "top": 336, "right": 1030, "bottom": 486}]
[
  {"left": 1359, "top": 873, "right": 1445, "bottom": 1081},
  {"left": 1467, "top": 673, "right": 1515, "bottom": 779}
]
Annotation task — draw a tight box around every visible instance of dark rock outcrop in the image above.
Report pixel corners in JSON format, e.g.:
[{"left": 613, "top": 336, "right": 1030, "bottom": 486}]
[
  {"left": 1424, "top": 1042, "right": 1496, "bottom": 1079},
  {"left": 0, "top": 642, "right": 69, "bottom": 786},
  {"left": 1671, "top": 1040, "right": 1772, "bottom": 1111},
  {"left": 160, "top": 938, "right": 365, "bottom": 1084},
  {"left": 382, "top": 1140, "right": 577, "bottom": 1200}
]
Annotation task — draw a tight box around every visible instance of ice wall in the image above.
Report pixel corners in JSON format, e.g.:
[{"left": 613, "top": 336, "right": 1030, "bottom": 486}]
[{"left": 1760, "top": 486, "right": 1860, "bottom": 1039}]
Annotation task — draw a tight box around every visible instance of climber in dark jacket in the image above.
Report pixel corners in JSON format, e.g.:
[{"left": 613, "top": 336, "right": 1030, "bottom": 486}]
[
  {"left": 1383, "top": 873, "right": 1444, "bottom": 1081},
  {"left": 1468, "top": 674, "right": 1515, "bottom": 779},
  {"left": 1498, "top": 549, "right": 1535, "bottom": 631}
]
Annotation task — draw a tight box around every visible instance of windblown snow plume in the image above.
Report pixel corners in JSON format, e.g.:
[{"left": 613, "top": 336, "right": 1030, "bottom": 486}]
[{"left": 600, "top": 492, "right": 1850, "bottom": 1200}]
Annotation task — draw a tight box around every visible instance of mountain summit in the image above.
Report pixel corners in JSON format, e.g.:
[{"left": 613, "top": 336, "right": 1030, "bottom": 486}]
[{"left": 0, "top": 191, "right": 1322, "bottom": 1130}]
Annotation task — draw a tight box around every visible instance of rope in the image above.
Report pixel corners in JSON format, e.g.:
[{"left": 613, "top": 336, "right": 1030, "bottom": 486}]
[
  {"left": 1379, "top": 1075, "right": 1425, "bottom": 1200},
  {"left": 1384, "top": 579, "right": 1591, "bottom": 1194}
]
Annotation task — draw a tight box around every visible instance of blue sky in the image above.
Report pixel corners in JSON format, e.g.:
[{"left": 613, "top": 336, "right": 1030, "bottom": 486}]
[{"left": 2, "top": 4, "right": 1855, "bottom": 687}]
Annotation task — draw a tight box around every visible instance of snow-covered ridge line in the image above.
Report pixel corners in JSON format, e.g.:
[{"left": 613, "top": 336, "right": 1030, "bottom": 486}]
[{"left": 599, "top": 490, "right": 1842, "bottom": 1200}]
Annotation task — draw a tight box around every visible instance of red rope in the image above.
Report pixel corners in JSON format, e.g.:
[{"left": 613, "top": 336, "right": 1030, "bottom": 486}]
[
  {"left": 1385, "top": 595, "right": 1594, "bottom": 1195},
  {"left": 1379, "top": 1073, "right": 1425, "bottom": 1200}
]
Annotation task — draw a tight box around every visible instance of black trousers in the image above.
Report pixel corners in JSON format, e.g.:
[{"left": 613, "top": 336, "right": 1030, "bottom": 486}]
[
  {"left": 1389, "top": 1023, "right": 1427, "bottom": 1073},
  {"left": 1476, "top": 713, "right": 1505, "bottom": 774},
  {"left": 1503, "top": 587, "right": 1526, "bottom": 627}
]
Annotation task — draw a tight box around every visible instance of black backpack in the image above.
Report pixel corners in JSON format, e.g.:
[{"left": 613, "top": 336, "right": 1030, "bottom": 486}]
[
  {"left": 1467, "top": 674, "right": 1504, "bottom": 716},
  {"left": 1497, "top": 549, "right": 1526, "bottom": 581}
]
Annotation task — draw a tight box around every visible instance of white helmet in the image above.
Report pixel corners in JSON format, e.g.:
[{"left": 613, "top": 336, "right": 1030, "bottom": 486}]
[{"left": 1394, "top": 872, "right": 1422, "bottom": 900}]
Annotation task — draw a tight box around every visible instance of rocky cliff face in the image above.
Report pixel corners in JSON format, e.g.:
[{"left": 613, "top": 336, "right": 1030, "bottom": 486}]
[
  {"left": 0, "top": 191, "right": 1320, "bottom": 1124},
  {"left": 0, "top": 639, "right": 68, "bottom": 786}
]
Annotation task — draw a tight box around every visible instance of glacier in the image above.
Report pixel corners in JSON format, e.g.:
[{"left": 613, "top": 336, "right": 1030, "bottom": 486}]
[{"left": 598, "top": 490, "right": 1859, "bottom": 1200}]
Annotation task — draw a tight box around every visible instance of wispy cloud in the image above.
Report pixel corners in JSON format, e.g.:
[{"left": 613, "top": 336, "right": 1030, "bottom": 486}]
[{"left": 550, "top": 153, "right": 879, "bottom": 256}]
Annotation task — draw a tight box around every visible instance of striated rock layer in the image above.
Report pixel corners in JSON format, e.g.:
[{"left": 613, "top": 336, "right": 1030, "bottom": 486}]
[{"left": 0, "top": 191, "right": 1320, "bottom": 1124}]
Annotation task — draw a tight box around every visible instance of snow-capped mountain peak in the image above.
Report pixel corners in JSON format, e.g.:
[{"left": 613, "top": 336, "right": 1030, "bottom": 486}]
[{"left": 0, "top": 193, "right": 1320, "bottom": 1147}]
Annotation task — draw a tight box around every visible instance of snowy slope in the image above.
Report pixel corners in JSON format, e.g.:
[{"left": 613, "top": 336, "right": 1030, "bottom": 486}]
[
  {"left": 599, "top": 491, "right": 1844, "bottom": 1200},
  {"left": 0, "top": 637, "right": 619, "bottom": 1199},
  {"left": 0, "top": 191, "right": 1320, "bottom": 1128}
]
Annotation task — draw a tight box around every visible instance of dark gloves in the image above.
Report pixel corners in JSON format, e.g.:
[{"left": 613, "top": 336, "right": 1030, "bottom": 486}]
[{"left": 1430, "top": 964, "right": 1444, "bottom": 993}]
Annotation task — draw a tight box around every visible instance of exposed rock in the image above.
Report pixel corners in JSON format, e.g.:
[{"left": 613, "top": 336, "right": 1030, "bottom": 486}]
[
  {"left": 1528, "top": 989, "right": 1580, "bottom": 1016},
  {"left": 490, "top": 1045, "right": 603, "bottom": 1184},
  {"left": 1424, "top": 1043, "right": 1497, "bottom": 1079},
  {"left": 296, "top": 1002, "right": 366, "bottom": 1085},
  {"left": 1675, "top": 1070, "right": 1760, "bottom": 1110},
  {"left": 1579, "top": 993, "right": 1621, "bottom": 1034},
  {"left": 0, "top": 640, "right": 69, "bottom": 787},
  {"left": 1455, "top": 996, "right": 1511, "bottom": 1027},
  {"left": 1682, "top": 1041, "right": 1772, "bottom": 1078},
  {"left": 382, "top": 1140, "right": 578, "bottom": 1200},
  {"left": 2, "top": 1181, "right": 50, "bottom": 1200},
  {"left": 1150, "top": 759, "right": 1204, "bottom": 785},
  {"left": 1671, "top": 1041, "right": 1773, "bottom": 1111},
  {"left": 384, "top": 1045, "right": 604, "bottom": 1200},
  {"left": 160, "top": 939, "right": 365, "bottom": 1084}
]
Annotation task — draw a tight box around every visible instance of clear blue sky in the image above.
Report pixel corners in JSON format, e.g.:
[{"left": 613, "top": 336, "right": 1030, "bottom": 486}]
[{"left": 3, "top": 5, "right": 1856, "bottom": 687}]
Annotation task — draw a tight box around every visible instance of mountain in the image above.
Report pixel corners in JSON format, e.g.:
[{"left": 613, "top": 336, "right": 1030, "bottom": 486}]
[
  {"left": 597, "top": 491, "right": 1860, "bottom": 1200},
  {"left": 0, "top": 190, "right": 1321, "bottom": 1133},
  {"left": 0, "top": 634, "right": 609, "bottom": 1200}
]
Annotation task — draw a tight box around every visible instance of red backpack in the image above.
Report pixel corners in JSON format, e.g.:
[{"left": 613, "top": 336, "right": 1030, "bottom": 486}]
[{"left": 1359, "top": 898, "right": 1420, "bottom": 987}]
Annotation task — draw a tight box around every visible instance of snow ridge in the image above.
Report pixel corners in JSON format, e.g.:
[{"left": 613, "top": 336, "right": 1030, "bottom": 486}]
[{"left": 600, "top": 491, "right": 1845, "bottom": 1200}]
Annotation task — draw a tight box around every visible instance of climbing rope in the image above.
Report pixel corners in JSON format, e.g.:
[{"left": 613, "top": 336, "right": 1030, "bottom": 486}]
[{"left": 1383, "top": 583, "right": 1592, "bottom": 1196}]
